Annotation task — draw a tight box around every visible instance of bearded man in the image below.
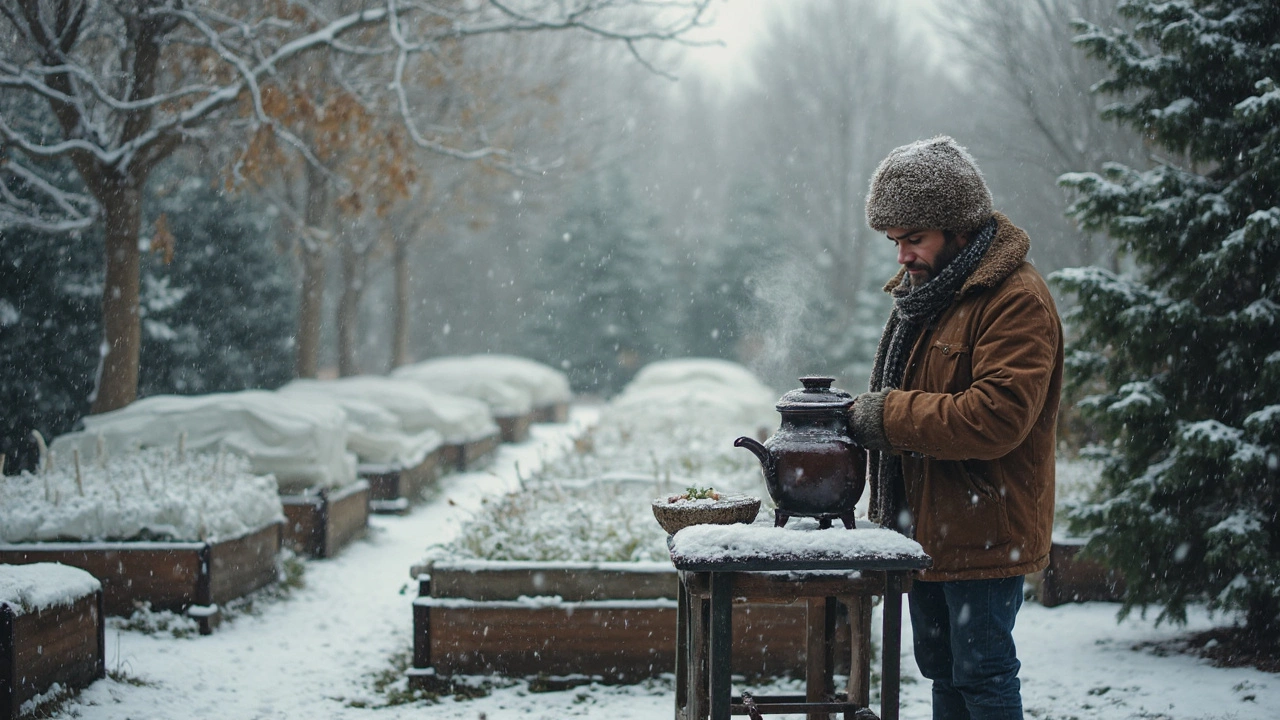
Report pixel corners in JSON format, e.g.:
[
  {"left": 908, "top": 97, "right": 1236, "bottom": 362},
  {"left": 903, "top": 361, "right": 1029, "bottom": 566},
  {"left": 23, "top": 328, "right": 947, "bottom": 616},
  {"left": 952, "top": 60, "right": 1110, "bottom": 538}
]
[{"left": 848, "top": 136, "right": 1064, "bottom": 720}]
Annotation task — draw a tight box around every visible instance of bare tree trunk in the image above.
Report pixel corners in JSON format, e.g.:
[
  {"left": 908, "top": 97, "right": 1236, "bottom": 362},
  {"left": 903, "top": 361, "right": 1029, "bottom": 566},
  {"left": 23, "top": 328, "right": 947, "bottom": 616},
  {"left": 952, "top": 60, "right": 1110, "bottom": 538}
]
[
  {"left": 336, "top": 239, "right": 368, "bottom": 377},
  {"left": 90, "top": 182, "right": 143, "bottom": 414},
  {"left": 391, "top": 234, "right": 412, "bottom": 369},
  {"left": 296, "top": 164, "right": 329, "bottom": 379}
]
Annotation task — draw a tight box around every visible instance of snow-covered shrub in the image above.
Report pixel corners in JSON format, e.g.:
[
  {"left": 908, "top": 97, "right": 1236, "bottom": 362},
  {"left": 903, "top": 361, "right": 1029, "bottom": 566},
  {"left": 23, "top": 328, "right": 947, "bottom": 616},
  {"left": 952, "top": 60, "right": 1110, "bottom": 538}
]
[{"left": 0, "top": 447, "right": 283, "bottom": 543}]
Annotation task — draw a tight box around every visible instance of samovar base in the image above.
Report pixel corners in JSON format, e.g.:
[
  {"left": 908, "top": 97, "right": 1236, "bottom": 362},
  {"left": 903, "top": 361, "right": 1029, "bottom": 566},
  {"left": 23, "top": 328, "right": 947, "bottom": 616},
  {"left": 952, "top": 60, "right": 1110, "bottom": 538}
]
[{"left": 774, "top": 508, "right": 857, "bottom": 530}]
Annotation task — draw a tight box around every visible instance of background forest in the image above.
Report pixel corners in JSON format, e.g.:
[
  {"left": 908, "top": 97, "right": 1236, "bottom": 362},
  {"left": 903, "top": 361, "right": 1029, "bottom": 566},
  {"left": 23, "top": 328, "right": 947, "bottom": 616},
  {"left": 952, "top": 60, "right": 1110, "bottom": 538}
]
[
  {"left": 3, "top": 0, "right": 1278, "bottom": 651},
  {"left": 1, "top": 0, "right": 1145, "bottom": 457}
]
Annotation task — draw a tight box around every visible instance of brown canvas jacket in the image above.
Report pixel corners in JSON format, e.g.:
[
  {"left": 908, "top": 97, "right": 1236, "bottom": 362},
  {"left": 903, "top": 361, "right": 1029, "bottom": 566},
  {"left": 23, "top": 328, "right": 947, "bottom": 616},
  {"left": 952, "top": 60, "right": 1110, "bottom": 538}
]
[{"left": 880, "top": 212, "right": 1064, "bottom": 581}]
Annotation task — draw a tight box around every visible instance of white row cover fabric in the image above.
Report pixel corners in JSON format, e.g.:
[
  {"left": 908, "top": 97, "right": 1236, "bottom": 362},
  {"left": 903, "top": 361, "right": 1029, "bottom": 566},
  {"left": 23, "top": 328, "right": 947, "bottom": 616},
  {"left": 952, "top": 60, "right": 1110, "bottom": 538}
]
[
  {"left": 605, "top": 358, "right": 780, "bottom": 434},
  {"left": 402, "top": 354, "right": 572, "bottom": 407},
  {"left": 50, "top": 391, "right": 355, "bottom": 494},
  {"left": 392, "top": 355, "right": 567, "bottom": 417},
  {"left": 278, "top": 380, "right": 443, "bottom": 467},
  {"left": 280, "top": 376, "right": 497, "bottom": 446}
]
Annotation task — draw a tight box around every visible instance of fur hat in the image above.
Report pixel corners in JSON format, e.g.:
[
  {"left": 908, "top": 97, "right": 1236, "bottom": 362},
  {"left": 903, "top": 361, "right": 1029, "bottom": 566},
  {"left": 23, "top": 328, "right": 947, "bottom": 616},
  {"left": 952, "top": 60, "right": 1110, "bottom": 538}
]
[{"left": 865, "top": 136, "right": 993, "bottom": 233}]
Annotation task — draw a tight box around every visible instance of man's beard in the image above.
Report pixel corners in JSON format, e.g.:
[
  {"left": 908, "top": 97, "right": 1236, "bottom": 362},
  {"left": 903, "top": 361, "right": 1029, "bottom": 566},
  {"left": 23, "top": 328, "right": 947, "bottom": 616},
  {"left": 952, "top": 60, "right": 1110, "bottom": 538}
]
[{"left": 907, "top": 237, "right": 965, "bottom": 287}]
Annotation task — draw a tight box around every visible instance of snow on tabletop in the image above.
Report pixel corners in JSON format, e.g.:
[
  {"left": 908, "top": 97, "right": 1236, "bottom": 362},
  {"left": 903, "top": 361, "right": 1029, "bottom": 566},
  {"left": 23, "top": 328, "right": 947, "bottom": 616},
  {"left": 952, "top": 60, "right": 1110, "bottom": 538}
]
[
  {"left": 669, "top": 521, "right": 927, "bottom": 566},
  {"left": 48, "top": 390, "right": 356, "bottom": 494},
  {"left": 0, "top": 563, "right": 100, "bottom": 616},
  {"left": 281, "top": 376, "right": 497, "bottom": 443},
  {"left": 0, "top": 448, "right": 283, "bottom": 543},
  {"left": 391, "top": 359, "right": 535, "bottom": 416},
  {"left": 396, "top": 354, "right": 572, "bottom": 407}
]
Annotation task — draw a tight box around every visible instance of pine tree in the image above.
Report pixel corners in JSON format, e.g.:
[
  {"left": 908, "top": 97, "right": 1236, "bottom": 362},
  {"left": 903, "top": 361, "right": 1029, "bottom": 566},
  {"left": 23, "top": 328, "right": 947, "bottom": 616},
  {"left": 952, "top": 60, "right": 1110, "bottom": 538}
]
[
  {"left": 0, "top": 224, "right": 102, "bottom": 471},
  {"left": 138, "top": 176, "right": 296, "bottom": 396},
  {"left": 681, "top": 180, "right": 784, "bottom": 361},
  {"left": 1, "top": 173, "right": 295, "bottom": 473},
  {"left": 1054, "top": 0, "right": 1280, "bottom": 639},
  {"left": 529, "top": 167, "right": 668, "bottom": 394}
]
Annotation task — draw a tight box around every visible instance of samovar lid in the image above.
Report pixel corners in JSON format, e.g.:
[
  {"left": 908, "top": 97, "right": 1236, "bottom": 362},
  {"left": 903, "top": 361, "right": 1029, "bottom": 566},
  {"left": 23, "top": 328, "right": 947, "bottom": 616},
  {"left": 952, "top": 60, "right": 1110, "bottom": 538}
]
[{"left": 776, "top": 376, "right": 854, "bottom": 413}]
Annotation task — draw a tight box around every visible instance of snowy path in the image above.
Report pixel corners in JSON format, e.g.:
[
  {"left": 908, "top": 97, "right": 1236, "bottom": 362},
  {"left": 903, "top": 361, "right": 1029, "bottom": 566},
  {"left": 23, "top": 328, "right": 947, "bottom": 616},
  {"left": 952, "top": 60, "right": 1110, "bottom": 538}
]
[{"left": 58, "top": 409, "right": 1277, "bottom": 720}]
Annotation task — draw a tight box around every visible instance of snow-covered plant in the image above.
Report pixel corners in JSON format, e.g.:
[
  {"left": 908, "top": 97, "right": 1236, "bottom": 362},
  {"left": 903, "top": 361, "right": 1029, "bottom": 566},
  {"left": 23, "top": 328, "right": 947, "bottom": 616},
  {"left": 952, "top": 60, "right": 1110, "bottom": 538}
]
[
  {"left": 0, "top": 447, "right": 283, "bottom": 543},
  {"left": 432, "top": 479, "right": 672, "bottom": 563},
  {"left": 1053, "top": 0, "right": 1280, "bottom": 640},
  {"left": 430, "top": 360, "right": 776, "bottom": 563}
]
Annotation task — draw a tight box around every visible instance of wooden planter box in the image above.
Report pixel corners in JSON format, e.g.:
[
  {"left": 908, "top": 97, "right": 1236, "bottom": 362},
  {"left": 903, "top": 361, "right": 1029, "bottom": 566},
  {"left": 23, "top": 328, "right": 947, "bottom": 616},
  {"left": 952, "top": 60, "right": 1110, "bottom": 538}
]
[
  {"left": 1, "top": 589, "right": 104, "bottom": 719},
  {"left": 438, "top": 432, "right": 501, "bottom": 473},
  {"left": 360, "top": 449, "right": 443, "bottom": 515},
  {"left": 0, "top": 522, "right": 282, "bottom": 634},
  {"left": 411, "top": 560, "right": 844, "bottom": 683},
  {"left": 495, "top": 413, "right": 533, "bottom": 444},
  {"left": 532, "top": 402, "right": 570, "bottom": 424},
  {"left": 281, "top": 480, "right": 370, "bottom": 558},
  {"left": 1040, "top": 539, "right": 1126, "bottom": 607}
]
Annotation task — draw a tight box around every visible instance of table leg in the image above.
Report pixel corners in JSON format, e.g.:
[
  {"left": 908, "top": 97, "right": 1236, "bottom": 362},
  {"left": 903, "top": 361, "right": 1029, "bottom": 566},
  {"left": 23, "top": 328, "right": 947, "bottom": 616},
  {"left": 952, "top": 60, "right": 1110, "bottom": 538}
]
[
  {"left": 881, "top": 573, "right": 904, "bottom": 720},
  {"left": 804, "top": 596, "right": 839, "bottom": 720},
  {"left": 689, "top": 584, "right": 709, "bottom": 720},
  {"left": 709, "top": 572, "right": 734, "bottom": 720},
  {"left": 845, "top": 594, "right": 872, "bottom": 713},
  {"left": 677, "top": 575, "right": 689, "bottom": 719}
]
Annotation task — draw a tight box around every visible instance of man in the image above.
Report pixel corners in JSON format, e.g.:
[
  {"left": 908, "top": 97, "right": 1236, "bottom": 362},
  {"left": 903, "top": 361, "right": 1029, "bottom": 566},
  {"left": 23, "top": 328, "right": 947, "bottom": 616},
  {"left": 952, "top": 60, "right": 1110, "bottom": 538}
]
[{"left": 848, "top": 136, "right": 1064, "bottom": 720}]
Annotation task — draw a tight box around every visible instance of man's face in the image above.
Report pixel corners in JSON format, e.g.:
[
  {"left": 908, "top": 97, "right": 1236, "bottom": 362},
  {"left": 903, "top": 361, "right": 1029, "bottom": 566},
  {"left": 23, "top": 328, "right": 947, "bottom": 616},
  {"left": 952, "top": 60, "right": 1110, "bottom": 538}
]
[{"left": 885, "top": 227, "right": 968, "bottom": 287}]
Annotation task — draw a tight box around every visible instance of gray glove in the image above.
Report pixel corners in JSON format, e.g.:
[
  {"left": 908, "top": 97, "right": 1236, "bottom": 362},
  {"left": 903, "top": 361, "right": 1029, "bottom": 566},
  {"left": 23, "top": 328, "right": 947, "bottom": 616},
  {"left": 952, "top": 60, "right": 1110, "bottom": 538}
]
[{"left": 849, "top": 390, "right": 891, "bottom": 451}]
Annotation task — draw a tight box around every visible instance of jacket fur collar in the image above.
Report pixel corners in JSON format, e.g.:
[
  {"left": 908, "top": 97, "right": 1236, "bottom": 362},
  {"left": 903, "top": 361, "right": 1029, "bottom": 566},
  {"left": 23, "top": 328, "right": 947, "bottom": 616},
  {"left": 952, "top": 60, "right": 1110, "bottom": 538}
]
[{"left": 880, "top": 212, "right": 1031, "bottom": 297}]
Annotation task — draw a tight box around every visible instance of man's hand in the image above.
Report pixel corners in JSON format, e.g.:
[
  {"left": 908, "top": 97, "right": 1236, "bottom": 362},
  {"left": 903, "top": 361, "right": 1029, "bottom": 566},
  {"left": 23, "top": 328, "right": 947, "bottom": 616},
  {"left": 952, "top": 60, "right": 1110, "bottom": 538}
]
[{"left": 849, "top": 390, "right": 891, "bottom": 451}]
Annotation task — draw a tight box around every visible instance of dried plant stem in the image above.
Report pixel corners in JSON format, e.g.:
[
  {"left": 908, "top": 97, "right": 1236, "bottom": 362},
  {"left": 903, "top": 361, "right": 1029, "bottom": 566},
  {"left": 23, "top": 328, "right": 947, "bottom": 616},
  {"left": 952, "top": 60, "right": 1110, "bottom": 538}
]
[
  {"left": 74, "top": 449, "right": 84, "bottom": 496},
  {"left": 31, "top": 430, "right": 49, "bottom": 473}
]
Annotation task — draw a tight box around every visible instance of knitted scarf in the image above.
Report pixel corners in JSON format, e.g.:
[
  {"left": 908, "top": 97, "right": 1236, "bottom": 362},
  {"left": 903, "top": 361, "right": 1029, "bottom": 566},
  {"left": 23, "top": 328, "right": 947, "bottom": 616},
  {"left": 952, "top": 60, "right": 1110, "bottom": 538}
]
[{"left": 867, "top": 218, "right": 997, "bottom": 534}]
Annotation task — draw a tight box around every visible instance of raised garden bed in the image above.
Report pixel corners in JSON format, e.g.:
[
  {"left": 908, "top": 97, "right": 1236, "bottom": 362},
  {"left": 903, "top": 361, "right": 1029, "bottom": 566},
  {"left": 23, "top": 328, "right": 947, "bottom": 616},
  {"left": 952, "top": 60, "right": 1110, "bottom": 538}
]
[
  {"left": 494, "top": 413, "right": 533, "bottom": 444},
  {"left": 438, "top": 433, "right": 501, "bottom": 473},
  {"left": 410, "top": 560, "right": 841, "bottom": 683},
  {"left": 532, "top": 401, "right": 570, "bottom": 424},
  {"left": 360, "top": 449, "right": 443, "bottom": 515},
  {"left": 0, "top": 521, "right": 281, "bottom": 634},
  {"left": 280, "top": 480, "right": 370, "bottom": 559},
  {"left": 1, "top": 564, "right": 104, "bottom": 719},
  {"left": 1040, "top": 538, "right": 1126, "bottom": 607}
]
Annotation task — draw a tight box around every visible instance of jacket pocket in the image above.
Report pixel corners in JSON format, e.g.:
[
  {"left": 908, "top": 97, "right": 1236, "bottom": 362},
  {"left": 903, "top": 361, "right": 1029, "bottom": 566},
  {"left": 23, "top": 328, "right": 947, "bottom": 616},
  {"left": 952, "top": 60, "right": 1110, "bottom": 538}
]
[
  {"left": 928, "top": 462, "right": 1011, "bottom": 551},
  {"left": 929, "top": 341, "right": 972, "bottom": 392}
]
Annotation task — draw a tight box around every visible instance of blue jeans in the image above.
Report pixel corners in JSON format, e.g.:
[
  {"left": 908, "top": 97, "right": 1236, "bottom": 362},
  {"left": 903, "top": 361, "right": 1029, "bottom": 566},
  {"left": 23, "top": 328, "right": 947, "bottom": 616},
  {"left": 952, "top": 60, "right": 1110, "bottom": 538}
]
[{"left": 908, "top": 576, "right": 1025, "bottom": 720}]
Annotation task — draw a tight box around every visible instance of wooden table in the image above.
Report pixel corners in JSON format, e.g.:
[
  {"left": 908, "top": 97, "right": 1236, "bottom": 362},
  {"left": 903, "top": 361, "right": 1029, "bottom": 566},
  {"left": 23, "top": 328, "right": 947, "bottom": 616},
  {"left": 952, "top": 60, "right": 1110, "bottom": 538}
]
[{"left": 668, "top": 523, "right": 931, "bottom": 720}]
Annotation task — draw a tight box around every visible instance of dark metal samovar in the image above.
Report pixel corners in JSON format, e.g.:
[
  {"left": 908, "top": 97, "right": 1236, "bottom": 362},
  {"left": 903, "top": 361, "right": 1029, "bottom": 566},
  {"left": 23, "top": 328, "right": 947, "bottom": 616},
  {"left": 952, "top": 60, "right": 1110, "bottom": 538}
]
[{"left": 735, "top": 376, "right": 866, "bottom": 528}]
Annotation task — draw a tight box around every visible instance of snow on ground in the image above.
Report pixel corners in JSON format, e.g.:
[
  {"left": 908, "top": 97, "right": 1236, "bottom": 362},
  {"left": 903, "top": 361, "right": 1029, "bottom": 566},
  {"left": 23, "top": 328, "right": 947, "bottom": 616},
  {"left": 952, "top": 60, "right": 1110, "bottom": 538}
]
[{"left": 46, "top": 406, "right": 1277, "bottom": 720}]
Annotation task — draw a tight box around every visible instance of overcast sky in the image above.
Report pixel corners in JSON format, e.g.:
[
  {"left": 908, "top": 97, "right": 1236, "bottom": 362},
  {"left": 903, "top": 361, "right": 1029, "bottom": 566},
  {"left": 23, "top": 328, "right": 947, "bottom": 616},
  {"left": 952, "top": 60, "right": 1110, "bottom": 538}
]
[{"left": 680, "top": 0, "right": 950, "bottom": 90}]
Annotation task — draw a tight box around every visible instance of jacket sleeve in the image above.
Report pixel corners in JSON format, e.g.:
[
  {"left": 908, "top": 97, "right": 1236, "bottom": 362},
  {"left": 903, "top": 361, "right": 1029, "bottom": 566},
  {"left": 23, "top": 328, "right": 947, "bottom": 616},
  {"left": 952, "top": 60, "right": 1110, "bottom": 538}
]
[{"left": 881, "top": 283, "right": 1060, "bottom": 461}]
